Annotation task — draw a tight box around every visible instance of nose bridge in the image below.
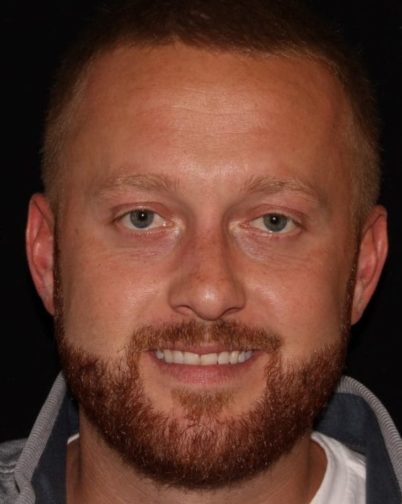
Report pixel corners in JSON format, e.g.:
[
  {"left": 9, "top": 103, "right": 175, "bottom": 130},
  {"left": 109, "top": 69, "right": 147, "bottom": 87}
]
[{"left": 168, "top": 227, "right": 246, "bottom": 321}]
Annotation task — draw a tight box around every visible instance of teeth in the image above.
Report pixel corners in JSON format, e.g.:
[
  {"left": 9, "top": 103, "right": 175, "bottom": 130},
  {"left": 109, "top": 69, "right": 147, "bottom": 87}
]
[
  {"left": 229, "top": 350, "right": 239, "bottom": 364},
  {"left": 172, "top": 350, "right": 184, "bottom": 364},
  {"left": 164, "top": 349, "right": 173, "bottom": 364},
  {"left": 183, "top": 352, "right": 200, "bottom": 365},
  {"left": 200, "top": 353, "right": 218, "bottom": 365},
  {"left": 217, "top": 351, "right": 230, "bottom": 364},
  {"left": 154, "top": 349, "right": 253, "bottom": 365}
]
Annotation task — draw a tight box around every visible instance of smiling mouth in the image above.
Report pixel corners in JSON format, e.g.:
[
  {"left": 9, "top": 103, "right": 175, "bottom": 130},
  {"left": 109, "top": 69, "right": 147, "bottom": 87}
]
[{"left": 154, "top": 349, "right": 254, "bottom": 365}]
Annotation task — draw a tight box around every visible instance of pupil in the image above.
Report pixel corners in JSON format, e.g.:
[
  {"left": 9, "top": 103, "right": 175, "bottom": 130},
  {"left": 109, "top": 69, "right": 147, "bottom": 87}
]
[
  {"left": 130, "top": 210, "right": 154, "bottom": 228},
  {"left": 263, "top": 214, "right": 287, "bottom": 232}
]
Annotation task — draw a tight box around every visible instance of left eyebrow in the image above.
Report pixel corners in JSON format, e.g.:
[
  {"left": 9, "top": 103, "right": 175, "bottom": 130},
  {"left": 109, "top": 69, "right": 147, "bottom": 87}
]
[{"left": 242, "top": 175, "right": 324, "bottom": 204}]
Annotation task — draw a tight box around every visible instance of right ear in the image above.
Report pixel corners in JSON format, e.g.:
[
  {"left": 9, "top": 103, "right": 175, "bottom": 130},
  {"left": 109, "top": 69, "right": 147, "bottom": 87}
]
[{"left": 26, "top": 194, "right": 56, "bottom": 315}]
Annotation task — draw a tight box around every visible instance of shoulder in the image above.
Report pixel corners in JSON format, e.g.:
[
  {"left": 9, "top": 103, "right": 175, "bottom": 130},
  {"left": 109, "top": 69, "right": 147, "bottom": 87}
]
[{"left": 0, "top": 438, "right": 26, "bottom": 502}]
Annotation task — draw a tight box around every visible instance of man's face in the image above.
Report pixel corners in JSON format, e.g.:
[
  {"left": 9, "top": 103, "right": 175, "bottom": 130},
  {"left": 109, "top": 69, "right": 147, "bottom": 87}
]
[{"left": 40, "top": 45, "right": 370, "bottom": 485}]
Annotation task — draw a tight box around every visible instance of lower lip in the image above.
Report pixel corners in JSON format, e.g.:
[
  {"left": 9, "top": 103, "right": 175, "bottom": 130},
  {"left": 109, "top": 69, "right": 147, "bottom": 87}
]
[{"left": 147, "top": 351, "right": 263, "bottom": 386}]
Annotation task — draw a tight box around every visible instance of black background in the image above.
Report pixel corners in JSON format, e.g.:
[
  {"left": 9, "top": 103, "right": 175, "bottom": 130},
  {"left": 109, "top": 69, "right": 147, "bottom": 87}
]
[{"left": 1, "top": 1, "right": 402, "bottom": 442}]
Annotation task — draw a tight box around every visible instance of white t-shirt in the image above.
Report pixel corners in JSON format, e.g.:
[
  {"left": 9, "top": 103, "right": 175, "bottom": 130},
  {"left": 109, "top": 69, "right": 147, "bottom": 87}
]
[
  {"left": 310, "top": 432, "right": 366, "bottom": 504},
  {"left": 67, "top": 431, "right": 366, "bottom": 503}
]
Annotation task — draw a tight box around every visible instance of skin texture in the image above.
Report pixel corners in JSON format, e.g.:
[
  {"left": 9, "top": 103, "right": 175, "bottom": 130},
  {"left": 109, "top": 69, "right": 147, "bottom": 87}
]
[{"left": 26, "top": 44, "right": 388, "bottom": 503}]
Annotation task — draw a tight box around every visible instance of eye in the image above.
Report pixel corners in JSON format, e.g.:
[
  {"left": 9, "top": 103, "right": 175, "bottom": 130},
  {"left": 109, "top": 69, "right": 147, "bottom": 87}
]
[
  {"left": 120, "top": 209, "right": 167, "bottom": 230},
  {"left": 251, "top": 213, "right": 297, "bottom": 234}
]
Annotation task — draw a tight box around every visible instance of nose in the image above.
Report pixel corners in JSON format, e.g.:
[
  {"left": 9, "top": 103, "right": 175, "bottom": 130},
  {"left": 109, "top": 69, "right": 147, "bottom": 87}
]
[{"left": 167, "top": 231, "right": 246, "bottom": 321}]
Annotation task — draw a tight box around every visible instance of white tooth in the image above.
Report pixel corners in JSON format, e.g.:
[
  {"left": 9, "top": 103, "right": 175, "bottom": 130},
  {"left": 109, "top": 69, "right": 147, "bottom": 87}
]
[
  {"left": 164, "top": 349, "right": 173, "bottom": 364},
  {"left": 217, "top": 351, "right": 230, "bottom": 364},
  {"left": 172, "top": 350, "right": 184, "bottom": 364},
  {"left": 200, "top": 353, "right": 218, "bottom": 365},
  {"left": 183, "top": 351, "right": 201, "bottom": 365},
  {"left": 158, "top": 349, "right": 252, "bottom": 365},
  {"left": 229, "top": 351, "right": 239, "bottom": 364}
]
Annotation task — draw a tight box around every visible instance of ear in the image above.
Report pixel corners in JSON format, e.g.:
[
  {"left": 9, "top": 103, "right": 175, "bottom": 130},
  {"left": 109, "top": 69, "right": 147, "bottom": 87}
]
[
  {"left": 351, "top": 205, "right": 388, "bottom": 324},
  {"left": 26, "top": 193, "right": 56, "bottom": 315}
]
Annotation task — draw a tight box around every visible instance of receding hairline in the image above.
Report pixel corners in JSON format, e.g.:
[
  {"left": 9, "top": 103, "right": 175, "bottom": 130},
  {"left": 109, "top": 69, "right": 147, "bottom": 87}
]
[
  {"left": 43, "top": 0, "right": 381, "bottom": 233},
  {"left": 44, "top": 39, "right": 376, "bottom": 226}
]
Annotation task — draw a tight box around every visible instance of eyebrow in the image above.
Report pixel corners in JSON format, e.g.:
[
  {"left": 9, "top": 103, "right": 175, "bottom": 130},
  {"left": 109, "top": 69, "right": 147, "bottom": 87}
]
[
  {"left": 242, "top": 175, "right": 323, "bottom": 203},
  {"left": 94, "top": 171, "right": 323, "bottom": 206},
  {"left": 94, "top": 173, "right": 180, "bottom": 197}
]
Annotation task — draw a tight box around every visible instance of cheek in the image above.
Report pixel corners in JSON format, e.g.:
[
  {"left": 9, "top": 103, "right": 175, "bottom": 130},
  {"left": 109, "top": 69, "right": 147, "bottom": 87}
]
[
  {"left": 244, "top": 246, "right": 351, "bottom": 358},
  {"left": 58, "top": 240, "right": 171, "bottom": 356}
]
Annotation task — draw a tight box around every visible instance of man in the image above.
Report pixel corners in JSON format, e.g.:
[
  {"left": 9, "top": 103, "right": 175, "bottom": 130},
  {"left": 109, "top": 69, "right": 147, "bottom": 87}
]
[{"left": 1, "top": 0, "right": 401, "bottom": 502}]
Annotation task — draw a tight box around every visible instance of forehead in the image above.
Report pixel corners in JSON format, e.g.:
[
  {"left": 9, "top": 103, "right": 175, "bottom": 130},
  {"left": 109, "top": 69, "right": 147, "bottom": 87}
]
[
  {"left": 63, "top": 43, "right": 353, "bottom": 204},
  {"left": 82, "top": 43, "right": 348, "bottom": 129}
]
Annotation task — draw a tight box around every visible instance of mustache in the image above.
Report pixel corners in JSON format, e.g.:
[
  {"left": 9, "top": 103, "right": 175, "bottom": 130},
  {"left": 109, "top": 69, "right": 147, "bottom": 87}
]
[{"left": 125, "top": 320, "right": 281, "bottom": 353}]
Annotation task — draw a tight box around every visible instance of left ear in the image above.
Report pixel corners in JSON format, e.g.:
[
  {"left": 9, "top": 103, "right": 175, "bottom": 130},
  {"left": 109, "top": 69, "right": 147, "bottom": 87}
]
[{"left": 351, "top": 205, "right": 388, "bottom": 324}]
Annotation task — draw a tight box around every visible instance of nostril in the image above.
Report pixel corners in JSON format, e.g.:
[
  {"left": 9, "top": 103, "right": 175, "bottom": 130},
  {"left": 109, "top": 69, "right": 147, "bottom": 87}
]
[{"left": 168, "top": 274, "right": 246, "bottom": 322}]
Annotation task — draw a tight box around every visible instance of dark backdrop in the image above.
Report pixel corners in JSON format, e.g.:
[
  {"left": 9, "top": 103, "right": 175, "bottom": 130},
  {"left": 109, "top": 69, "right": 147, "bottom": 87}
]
[{"left": 2, "top": 0, "right": 402, "bottom": 442}]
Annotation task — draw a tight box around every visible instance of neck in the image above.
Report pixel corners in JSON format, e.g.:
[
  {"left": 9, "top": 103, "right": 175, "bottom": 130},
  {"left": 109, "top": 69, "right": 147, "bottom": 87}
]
[{"left": 66, "top": 414, "right": 326, "bottom": 504}]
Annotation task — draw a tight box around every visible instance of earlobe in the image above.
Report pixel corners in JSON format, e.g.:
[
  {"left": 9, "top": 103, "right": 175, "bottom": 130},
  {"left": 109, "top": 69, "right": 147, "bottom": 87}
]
[
  {"left": 26, "top": 194, "right": 56, "bottom": 315},
  {"left": 351, "top": 206, "right": 388, "bottom": 324}
]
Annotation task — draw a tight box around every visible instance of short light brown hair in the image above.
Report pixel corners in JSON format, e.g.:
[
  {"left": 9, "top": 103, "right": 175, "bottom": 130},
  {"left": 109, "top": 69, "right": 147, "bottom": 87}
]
[{"left": 42, "top": 0, "right": 380, "bottom": 225}]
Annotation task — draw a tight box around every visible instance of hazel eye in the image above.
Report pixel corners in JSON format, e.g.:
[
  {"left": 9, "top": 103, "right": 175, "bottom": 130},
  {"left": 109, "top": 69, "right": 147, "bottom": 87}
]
[
  {"left": 120, "top": 209, "right": 166, "bottom": 230},
  {"left": 251, "top": 213, "right": 297, "bottom": 233}
]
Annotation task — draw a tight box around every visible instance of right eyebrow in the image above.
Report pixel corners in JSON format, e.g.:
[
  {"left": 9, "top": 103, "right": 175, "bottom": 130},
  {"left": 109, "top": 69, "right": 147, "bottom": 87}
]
[{"left": 94, "top": 173, "right": 180, "bottom": 198}]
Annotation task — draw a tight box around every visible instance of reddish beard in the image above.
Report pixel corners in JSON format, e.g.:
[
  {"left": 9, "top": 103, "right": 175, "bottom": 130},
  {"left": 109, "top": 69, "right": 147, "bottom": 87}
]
[{"left": 56, "top": 317, "right": 347, "bottom": 489}]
